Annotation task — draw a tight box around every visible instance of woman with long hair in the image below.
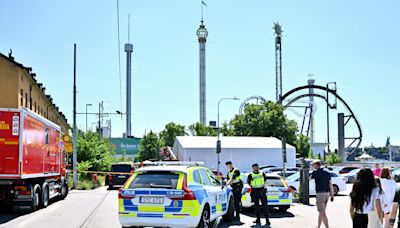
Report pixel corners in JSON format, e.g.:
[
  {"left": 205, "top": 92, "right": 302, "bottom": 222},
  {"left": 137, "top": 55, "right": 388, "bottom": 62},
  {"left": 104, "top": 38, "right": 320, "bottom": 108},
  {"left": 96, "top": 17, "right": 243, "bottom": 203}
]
[
  {"left": 350, "top": 168, "right": 384, "bottom": 228},
  {"left": 380, "top": 167, "right": 397, "bottom": 228}
]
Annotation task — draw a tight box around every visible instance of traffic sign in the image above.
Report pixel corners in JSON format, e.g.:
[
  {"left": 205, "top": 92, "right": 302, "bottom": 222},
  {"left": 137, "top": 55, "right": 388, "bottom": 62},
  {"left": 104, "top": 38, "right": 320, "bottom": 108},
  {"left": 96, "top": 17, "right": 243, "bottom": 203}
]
[
  {"left": 63, "top": 135, "right": 71, "bottom": 142},
  {"left": 64, "top": 142, "right": 73, "bottom": 153}
]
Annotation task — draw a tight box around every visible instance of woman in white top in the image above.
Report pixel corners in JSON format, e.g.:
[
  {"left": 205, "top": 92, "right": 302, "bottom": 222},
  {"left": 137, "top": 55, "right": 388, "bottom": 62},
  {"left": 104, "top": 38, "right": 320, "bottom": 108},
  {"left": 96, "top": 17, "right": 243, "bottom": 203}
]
[
  {"left": 380, "top": 167, "right": 397, "bottom": 228},
  {"left": 350, "top": 168, "right": 384, "bottom": 228}
]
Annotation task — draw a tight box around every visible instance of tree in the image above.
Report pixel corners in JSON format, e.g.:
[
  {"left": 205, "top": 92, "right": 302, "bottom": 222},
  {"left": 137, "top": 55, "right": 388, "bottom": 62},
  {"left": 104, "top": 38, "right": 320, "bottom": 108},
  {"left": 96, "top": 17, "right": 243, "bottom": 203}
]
[
  {"left": 77, "top": 131, "right": 115, "bottom": 172},
  {"left": 188, "top": 122, "right": 217, "bottom": 136},
  {"left": 224, "top": 101, "right": 298, "bottom": 144},
  {"left": 135, "top": 131, "right": 161, "bottom": 162},
  {"left": 326, "top": 152, "right": 342, "bottom": 165},
  {"left": 293, "top": 134, "right": 311, "bottom": 158},
  {"left": 221, "top": 121, "right": 235, "bottom": 136},
  {"left": 159, "top": 122, "right": 186, "bottom": 147}
]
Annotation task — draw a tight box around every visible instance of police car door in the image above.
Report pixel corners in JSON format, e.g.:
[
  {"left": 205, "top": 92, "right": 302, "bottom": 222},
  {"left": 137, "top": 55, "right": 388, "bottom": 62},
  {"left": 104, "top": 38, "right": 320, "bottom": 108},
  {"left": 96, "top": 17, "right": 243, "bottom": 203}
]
[
  {"left": 207, "top": 169, "right": 229, "bottom": 217},
  {"left": 198, "top": 169, "right": 219, "bottom": 220}
]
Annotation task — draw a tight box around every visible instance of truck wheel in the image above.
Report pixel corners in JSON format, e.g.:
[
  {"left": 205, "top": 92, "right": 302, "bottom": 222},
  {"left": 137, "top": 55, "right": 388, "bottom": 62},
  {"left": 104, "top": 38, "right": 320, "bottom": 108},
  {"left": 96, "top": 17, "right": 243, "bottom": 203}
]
[
  {"left": 31, "top": 184, "right": 41, "bottom": 211},
  {"left": 60, "top": 182, "right": 68, "bottom": 200},
  {"left": 222, "top": 197, "right": 234, "bottom": 222},
  {"left": 41, "top": 183, "right": 49, "bottom": 208}
]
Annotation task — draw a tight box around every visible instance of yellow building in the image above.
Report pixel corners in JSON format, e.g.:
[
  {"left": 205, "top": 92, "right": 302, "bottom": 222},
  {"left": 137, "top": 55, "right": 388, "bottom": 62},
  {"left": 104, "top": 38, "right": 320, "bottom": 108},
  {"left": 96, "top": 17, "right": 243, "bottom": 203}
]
[{"left": 0, "top": 51, "right": 69, "bottom": 133}]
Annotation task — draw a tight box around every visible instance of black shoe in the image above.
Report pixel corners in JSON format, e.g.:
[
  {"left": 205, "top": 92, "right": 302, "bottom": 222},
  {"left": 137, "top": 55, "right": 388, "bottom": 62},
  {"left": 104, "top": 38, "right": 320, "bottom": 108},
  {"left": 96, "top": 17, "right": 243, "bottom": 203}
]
[
  {"left": 266, "top": 219, "right": 271, "bottom": 225},
  {"left": 253, "top": 219, "right": 261, "bottom": 224},
  {"left": 234, "top": 215, "right": 240, "bottom": 221}
]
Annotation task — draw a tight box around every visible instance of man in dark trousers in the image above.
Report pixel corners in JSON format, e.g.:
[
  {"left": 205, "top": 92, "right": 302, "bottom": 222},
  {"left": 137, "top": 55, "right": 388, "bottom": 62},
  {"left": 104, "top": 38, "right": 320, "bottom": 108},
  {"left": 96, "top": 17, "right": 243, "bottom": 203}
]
[
  {"left": 225, "top": 161, "right": 243, "bottom": 220},
  {"left": 247, "top": 163, "right": 270, "bottom": 225}
]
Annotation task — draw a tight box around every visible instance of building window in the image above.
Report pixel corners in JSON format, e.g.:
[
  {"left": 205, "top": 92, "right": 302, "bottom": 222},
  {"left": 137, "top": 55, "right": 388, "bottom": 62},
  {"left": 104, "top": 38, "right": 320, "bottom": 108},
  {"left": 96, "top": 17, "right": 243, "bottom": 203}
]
[
  {"left": 20, "top": 89, "right": 23, "bottom": 107},
  {"left": 25, "top": 93, "right": 28, "bottom": 107}
]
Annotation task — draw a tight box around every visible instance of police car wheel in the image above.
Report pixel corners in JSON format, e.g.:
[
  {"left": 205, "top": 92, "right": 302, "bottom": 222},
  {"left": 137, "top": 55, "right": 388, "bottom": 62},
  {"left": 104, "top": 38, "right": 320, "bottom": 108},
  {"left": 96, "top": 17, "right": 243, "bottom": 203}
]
[
  {"left": 197, "top": 207, "right": 210, "bottom": 228},
  {"left": 222, "top": 197, "right": 234, "bottom": 222}
]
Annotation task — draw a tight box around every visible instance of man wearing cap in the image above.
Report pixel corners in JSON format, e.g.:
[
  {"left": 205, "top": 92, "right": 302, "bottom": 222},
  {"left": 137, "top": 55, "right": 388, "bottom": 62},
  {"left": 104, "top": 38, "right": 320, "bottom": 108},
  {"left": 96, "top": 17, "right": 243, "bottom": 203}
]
[
  {"left": 311, "top": 159, "right": 334, "bottom": 228},
  {"left": 225, "top": 161, "right": 243, "bottom": 220},
  {"left": 247, "top": 163, "right": 270, "bottom": 225}
]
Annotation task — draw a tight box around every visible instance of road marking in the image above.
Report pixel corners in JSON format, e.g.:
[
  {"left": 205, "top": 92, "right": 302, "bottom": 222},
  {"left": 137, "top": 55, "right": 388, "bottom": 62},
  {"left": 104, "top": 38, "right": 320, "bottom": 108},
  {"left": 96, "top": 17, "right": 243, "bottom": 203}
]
[
  {"left": 16, "top": 204, "right": 62, "bottom": 227},
  {"left": 78, "top": 191, "right": 110, "bottom": 228}
]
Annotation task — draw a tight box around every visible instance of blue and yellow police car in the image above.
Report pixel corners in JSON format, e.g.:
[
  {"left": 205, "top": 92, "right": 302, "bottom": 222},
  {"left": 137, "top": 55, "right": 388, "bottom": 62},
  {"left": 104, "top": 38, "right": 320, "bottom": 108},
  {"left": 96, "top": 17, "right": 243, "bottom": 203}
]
[{"left": 118, "top": 164, "right": 234, "bottom": 228}]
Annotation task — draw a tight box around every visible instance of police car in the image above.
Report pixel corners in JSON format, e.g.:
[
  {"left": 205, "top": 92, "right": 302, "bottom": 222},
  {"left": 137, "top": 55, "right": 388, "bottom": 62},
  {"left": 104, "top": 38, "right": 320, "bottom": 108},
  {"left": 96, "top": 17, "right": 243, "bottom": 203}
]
[
  {"left": 118, "top": 163, "right": 234, "bottom": 228},
  {"left": 241, "top": 173, "right": 292, "bottom": 212}
]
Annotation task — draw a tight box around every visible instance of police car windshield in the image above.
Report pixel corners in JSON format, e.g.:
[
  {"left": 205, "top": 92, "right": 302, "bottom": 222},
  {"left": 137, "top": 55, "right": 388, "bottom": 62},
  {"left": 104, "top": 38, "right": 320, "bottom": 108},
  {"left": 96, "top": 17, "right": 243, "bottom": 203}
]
[{"left": 129, "top": 171, "right": 179, "bottom": 189}]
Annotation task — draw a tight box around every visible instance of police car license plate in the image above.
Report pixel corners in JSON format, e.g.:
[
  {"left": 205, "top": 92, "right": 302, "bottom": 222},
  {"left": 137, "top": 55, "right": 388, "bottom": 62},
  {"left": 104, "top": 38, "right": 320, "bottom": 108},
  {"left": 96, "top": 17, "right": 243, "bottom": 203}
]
[{"left": 140, "top": 196, "right": 164, "bottom": 204}]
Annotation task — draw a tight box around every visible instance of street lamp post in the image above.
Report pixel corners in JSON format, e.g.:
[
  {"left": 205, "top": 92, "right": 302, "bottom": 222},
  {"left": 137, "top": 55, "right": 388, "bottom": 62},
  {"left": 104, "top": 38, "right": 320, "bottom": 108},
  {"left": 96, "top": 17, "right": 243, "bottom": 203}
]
[
  {"left": 216, "top": 97, "right": 239, "bottom": 174},
  {"left": 85, "top": 104, "right": 92, "bottom": 131}
]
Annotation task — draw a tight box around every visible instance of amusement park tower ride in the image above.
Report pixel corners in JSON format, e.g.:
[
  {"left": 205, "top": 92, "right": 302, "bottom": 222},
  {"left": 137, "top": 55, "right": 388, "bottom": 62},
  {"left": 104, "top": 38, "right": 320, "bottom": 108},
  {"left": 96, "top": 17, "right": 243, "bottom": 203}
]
[
  {"left": 125, "top": 41, "right": 133, "bottom": 136},
  {"left": 197, "top": 7, "right": 208, "bottom": 125},
  {"left": 274, "top": 22, "right": 283, "bottom": 103}
]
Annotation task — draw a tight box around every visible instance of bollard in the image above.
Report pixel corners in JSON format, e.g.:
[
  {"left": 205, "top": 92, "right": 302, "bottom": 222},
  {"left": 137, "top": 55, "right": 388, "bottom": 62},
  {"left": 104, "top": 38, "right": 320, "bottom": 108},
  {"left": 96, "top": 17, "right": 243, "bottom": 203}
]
[{"left": 299, "top": 158, "right": 310, "bottom": 205}]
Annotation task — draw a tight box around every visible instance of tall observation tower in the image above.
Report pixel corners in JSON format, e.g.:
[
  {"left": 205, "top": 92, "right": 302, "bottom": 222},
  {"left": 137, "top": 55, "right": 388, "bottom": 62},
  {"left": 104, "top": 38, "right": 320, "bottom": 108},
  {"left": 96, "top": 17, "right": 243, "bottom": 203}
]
[
  {"left": 274, "top": 22, "right": 283, "bottom": 103},
  {"left": 197, "top": 17, "right": 208, "bottom": 125},
  {"left": 125, "top": 42, "right": 133, "bottom": 136}
]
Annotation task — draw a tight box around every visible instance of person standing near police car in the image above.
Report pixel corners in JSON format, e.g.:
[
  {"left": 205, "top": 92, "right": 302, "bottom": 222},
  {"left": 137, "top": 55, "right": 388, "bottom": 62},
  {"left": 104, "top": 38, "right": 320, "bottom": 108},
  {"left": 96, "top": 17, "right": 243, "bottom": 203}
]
[
  {"left": 225, "top": 161, "right": 243, "bottom": 220},
  {"left": 247, "top": 163, "right": 271, "bottom": 225}
]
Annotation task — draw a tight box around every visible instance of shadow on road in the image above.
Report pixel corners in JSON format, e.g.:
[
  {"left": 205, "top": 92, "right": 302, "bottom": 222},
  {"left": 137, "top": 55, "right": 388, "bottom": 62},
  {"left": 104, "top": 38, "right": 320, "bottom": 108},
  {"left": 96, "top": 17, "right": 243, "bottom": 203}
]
[
  {"left": 0, "top": 209, "right": 30, "bottom": 224},
  {"left": 0, "top": 198, "right": 58, "bottom": 224},
  {"left": 219, "top": 208, "right": 293, "bottom": 227}
]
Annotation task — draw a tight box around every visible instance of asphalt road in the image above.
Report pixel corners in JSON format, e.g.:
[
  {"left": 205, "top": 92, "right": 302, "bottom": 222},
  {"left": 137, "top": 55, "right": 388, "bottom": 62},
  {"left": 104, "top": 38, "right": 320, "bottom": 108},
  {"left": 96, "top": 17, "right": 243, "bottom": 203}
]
[{"left": 0, "top": 185, "right": 354, "bottom": 228}]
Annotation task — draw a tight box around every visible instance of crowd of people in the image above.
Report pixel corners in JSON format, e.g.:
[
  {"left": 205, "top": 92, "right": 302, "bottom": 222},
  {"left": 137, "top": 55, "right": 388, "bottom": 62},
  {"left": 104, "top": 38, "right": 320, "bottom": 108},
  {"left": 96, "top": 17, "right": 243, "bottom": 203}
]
[
  {"left": 348, "top": 163, "right": 400, "bottom": 228},
  {"left": 225, "top": 160, "right": 400, "bottom": 228}
]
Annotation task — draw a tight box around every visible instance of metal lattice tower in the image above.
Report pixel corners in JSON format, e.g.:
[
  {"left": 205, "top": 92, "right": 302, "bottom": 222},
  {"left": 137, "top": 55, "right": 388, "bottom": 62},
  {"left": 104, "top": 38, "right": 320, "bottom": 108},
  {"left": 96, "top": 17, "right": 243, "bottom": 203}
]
[
  {"left": 197, "top": 20, "right": 208, "bottom": 125},
  {"left": 274, "top": 22, "right": 283, "bottom": 103}
]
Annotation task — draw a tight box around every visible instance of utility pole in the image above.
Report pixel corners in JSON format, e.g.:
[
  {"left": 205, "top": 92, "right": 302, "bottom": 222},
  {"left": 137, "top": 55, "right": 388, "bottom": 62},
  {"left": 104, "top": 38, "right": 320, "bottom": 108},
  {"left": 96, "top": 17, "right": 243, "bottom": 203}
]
[{"left": 72, "top": 44, "right": 78, "bottom": 189}]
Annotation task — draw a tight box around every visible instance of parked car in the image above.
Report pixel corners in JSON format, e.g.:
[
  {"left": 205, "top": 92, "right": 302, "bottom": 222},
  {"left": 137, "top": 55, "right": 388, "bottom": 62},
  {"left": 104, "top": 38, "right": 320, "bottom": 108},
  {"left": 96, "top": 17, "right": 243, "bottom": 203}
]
[
  {"left": 108, "top": 163, "right": 133, "bottom": 189},
  {"left": 241, "top": 173, "right": 292, "bottom": 212},
  {"left": 341, "top": 168, "right": 361, "bottom": 183},
  {"left": 272, "top": 170, "right": 298, "bottom": 178},
  {"left": 392, "top": 169, "right": 400, "bottom": 182},
  {"left": 118, "top": 164, "right": 234, "bottom": 228},
  {"left": 338, "top": 166, "right": 360, "bottom": 174},
  {"left": 259, "top": 165, "right": 277, "bottom": 170},
  {"left": 262, "top": 167, "right": 299, "bottom": 174},
  {"left": 296, "top": 159, "right": 313, "bottom": 168},
  {"left": 286, "top": 171, "right": 347, "bottom": 196}
]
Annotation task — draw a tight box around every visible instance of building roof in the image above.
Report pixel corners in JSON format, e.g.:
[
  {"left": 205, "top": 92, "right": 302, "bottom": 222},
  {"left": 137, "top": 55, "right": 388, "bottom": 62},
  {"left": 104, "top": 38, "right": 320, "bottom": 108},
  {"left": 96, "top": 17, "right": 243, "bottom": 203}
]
[
  {"left": 175, "top": 136, "right": 295, "bottom": 149},
  {"left": 0, "top": 52, "right": 68, "bottom": 124}
]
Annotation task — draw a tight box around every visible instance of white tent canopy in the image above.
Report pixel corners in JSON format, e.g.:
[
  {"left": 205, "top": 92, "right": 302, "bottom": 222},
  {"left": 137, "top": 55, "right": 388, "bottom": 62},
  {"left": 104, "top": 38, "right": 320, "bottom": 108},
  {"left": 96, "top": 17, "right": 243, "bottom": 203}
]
[
  {"left": 356, "top": 152, "right": 374, "bottom": 161},
  {"left": 172, "top": 136, "right": 296, "bottom": 173}
]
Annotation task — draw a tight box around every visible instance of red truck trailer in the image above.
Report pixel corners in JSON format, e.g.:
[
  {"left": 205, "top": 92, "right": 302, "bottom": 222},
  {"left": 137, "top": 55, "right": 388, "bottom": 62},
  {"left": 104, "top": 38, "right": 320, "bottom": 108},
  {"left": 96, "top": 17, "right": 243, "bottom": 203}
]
[{"left": 0, "top": 108, "right": 68, "bottom": 211}]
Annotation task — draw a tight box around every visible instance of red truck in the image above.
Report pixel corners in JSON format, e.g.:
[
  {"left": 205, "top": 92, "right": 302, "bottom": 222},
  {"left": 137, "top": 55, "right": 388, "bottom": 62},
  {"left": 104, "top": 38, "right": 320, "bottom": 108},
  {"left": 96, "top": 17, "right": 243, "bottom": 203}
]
[{"left": 0, "top": 108, "right": 68, "bottom": 211}]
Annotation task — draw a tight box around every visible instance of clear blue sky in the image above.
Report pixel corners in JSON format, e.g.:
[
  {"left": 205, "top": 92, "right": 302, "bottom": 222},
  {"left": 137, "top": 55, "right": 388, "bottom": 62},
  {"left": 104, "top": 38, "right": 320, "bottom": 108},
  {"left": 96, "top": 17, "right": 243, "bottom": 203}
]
[{"left": 1, "top": 1, "right": 399, "bottom": 147}]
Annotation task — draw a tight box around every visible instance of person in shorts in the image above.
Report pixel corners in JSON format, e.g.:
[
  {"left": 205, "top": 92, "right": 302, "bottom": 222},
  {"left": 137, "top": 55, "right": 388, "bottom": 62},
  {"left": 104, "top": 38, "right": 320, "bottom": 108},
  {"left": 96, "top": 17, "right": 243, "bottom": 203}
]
[{"left": 311, "top": 159, "right": 334, "bottom": 228}]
